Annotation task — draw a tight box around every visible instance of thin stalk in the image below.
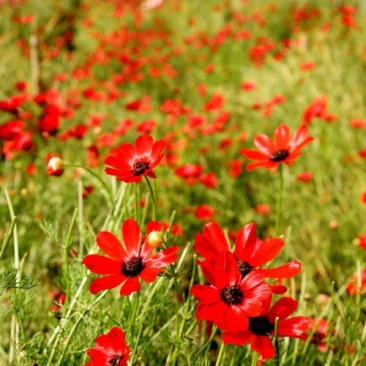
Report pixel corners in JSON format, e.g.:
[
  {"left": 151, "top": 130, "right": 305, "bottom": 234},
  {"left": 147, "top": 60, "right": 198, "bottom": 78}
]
[
  {"left": 192, "top": 325, "right": 218, "bottom": 363},
  {"left": 78, "top": 179, "right": 84, "bottom": 258},
  {"left": 215, "top": 342, "right": 225, "bottom": 365},
  {"left": 251, "top": 352, "right": 259, "bottom": 366},
  {"left": 128, "top": 292, "right": 140, "bottom": 364},
  {"left": 4, "top": 188, "right": 20, "bottom": 365},
  {"left": 64, "top": 164, "right": 114, "bottom": 208},
  {"left": 144, "top": 176, "right": 156, "bottom": 221},
  {"left": 0, "top": 216, "right": 17, "bottom": 261},
  {"left": 55, "top": 291, "right": 108, "bottom": 366},
  {"left": 274, "top": 316, "right": 281, "bottom": 366},
  {"left": 63, "top": 208, "right": 78, "bottom": 308},
  {"left": 275, "top": 164, "right": 284, "bottom": 236}
]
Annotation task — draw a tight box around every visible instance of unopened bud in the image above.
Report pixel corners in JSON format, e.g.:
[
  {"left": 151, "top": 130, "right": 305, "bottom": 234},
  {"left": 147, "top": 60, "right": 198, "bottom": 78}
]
[
  {"left": 147, "top": 231, "right": 164, "bottom": 248},
  {"left": 47, "top": 157, "right": 64, "bottom": 176}
]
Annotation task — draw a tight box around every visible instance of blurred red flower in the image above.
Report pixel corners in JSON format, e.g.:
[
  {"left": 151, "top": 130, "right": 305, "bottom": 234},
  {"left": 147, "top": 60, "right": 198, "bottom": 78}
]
[
  {"left": 191, "top": 252, "right": 272, "bottom": 332},
  {"left": 82, "top": 219, "right": 179, "bottom": 296},
  {"left": 105, "top": 135, "right": 165, "bottom": 183},
  {"left": 195, "top": 204, "right": 215, "bottom": 220},
  {"left": 240, "top": 124, "right": 313, "bottom": 171},
  {"left": 346, "top": 269, "right": 366, "bottom": 296},
  {"left": 223, "top": 297, "right": 310, "bottom": 359},
  {"left": 358, "top": 235, "right": 366, "bottom": 250},
  {"left": 86, "top": 327, "right": 130, "bottom": 366}
]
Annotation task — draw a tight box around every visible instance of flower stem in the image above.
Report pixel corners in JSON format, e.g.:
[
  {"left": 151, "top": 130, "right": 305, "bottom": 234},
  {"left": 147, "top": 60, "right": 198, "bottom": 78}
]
[
  {"left": 128, "top": 292, "right": 140, "bottom": 363},
  {"left": 274, "top": 316, "right": 281, "bottom": 366},
  {"left": 192, "top": 324, "right": 218, "bottom": 363},
  {"left": 275, "top": 164, "right": 284, "bottom": 236},
  {"left": 215, "top": 342, "right": 225, "bottom": 365},
  {"left": 144, "top": 176, "right": 157, "bottom": 221}
]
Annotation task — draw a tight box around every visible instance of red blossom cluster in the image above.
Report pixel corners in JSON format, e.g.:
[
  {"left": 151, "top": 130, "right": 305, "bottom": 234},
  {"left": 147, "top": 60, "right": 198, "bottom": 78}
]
[{"left": 191, "top": 221, "right": 310, "bottom": 359}]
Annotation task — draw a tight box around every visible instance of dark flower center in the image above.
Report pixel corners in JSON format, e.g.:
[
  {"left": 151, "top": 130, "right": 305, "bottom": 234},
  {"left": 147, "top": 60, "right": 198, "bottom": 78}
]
[
  {"left": 132, "top": 161, "right": 150, "bottom": 176},
  {"left": 122, "top": 256, "right": 144, "bottom": 277},
  {"left": 236, "top": 259, "right": 253, "bottom": 278},
  {"left": 248, "top": 316, "right": 274, "bottom": 336},
  {"left": 108, "top": 354, "right": 124, "bottom": 366},
  {"left": 220, "top": 284, "right": 243, "bottom": 305},
  {"left": 270, "top": 149, "right": 289, "bottom": 162}
]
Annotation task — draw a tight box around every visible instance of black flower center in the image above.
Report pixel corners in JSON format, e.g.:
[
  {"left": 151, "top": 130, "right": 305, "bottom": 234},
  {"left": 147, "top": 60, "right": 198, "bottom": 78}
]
[
  {"left": 248, "top": 316, "right": 274, "bottom": 336},
  {"left": 122, "top": 256, "right": 144, "bottom": 277},
  {"left": 237, "top": 259, "right": 253, "bottom": 278},
  {"left": 220, "top": 285, "right": 243, "bottom": 305},
  {"left": 270, "top": 149, "right": 289, "bottom": 162},
  {"left": 132, "top": 161, "right": 150, "bottom": 176},
  {"left": 108, "top": 354, "right": 124, "bottom": 366}
]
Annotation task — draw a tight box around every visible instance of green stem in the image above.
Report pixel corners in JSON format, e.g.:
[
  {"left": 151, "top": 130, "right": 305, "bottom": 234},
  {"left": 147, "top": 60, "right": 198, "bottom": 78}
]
[
  {"left": 192, "top": 325, "right": 218, "bottom": 363},
  {"left": 63, "top": 208, "right": 79, "bottom": 308},
  {"left": 0, "top": 216, "right": 17, "bottom": 261},
  {"left": 144, "top": 176, "right": 156, "bottom": 221},
  {"left": 251, "top": 352, "right": 259, "bottom": 366},
  {"left": 274, "top": 316, "right": 281, "bottom": 366},
  {"left": 215, "top": 342, "right": 225, "bottom": 365},
  {"left": 64, "top": 164, "right": 114, "bottom": 208},
  {"left": 275, "top": 164, "right": 284, "bottom": 236},
  {"left": 128, "top": 292, "right": 140, "bottom": 363}
]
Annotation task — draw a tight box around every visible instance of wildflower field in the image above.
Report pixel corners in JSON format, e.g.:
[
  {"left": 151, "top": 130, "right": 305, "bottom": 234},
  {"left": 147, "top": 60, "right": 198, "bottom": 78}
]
[{"left": 1, "top": 0, "right": 366, "bottom": 365}]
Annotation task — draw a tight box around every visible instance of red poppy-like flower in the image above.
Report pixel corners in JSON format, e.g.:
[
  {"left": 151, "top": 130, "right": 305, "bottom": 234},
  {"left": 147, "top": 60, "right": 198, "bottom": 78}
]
[
  {"left": 240, "top": 124, "right": 313, "bottom": 171},
  {"left": 191, "top": 252, "right": 272, "bottom": 332},
  {"left": 223, "top": 297, "right": 310, "bottom": 359},
  {"left": 346, "top": 269, "right": 366, "bottom": 296},
  {"left": 357, "top": 234, "right": 366, "bottom": 250},
  {"left": 82, "top": 219, "right": 179, "bottom": 296},
  {"left": 104, "top": 135, "right": 165, "bottom": 183},
  {"left": 195, "top": 222, "right": 301, "bottom": 287},
  {"left": 302, "top": 318, "right": 334, "bottom": 352},
  {"left": 86, "top": 327, "right": 130, "bottom": 366}
]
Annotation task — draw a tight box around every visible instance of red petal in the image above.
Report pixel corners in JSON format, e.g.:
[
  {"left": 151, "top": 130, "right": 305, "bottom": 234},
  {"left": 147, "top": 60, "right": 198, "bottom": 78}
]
[
  {"left": 279, "top": 316, "right": 311, "bottom": 337},
  {"left": 120, "top": 276, "right": 140, "bottom": 296},
  {"left": 251, "top": 335, "right": 275, "bottom": 359},
  {"left": 194, "top": 222, "right": 229, "bottom": 265},
  {"left": 274, "top": 124, "right": 290, "bottom": 149},
  {"left": 135, "top": 134, "right": 153, "bottom": 157},
  {"left": 254, "top": 134, "right": 275, "bottom": 155},
  {"left": 222, "top": 306, "right": 249, "bottom": 332},
  {"left": 258, "top": 260, "right": 301, "bottom": 278},
  {"left": 240, "top": 148, "right": 269, "bottom": 161},
  {"left": 248, "top": 238, "right": 284, "bottom": 267},
  {"left": 200, "top": 260, "right": 229, "bottom": 288},
  {"left": 139, "top": 267, "right": 162, "bottom": 282},
  {"left": 222, "top": 329, "right": 253, "bottom": 346},
  {"left": 82, "top": 254, "right": 121, "bottom": 274},
  {"left": 89, "top": 274, "right": 125, "bottom": 294},
  {"left": 96, "top": 231, "right": 126, "bottom": 260},
  {"left": 235, "top": 222, "right": 257, "bottom": 260},
  {"left": 122, "top": 219, "right": 141, "bottom": 256},
  {"left": 146, "top": 246, "right": 179, "bottom": 267},
  {"left": 267, "top": 297, "right": 298, "bottom": 321},
  {"left": 190, "top": 284, "right": 221, "bottom": 304}
]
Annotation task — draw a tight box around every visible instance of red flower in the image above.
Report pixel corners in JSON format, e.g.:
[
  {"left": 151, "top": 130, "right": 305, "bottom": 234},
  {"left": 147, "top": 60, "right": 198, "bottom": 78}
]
[
  {"left": 195, "top": 222, "right": 301, "bottom": 285},
  {"left": 86, "top": 327, "right": 130, "bottom": 366},
  {"left": 191, "top": 252, "right": 272, "bottom": 332},
  {"left": 82, "top": 219, "right": 179, "bottom": 296},
  {"left": 240, "top": 124, "right": 313, "bottom": 171},
  {"left": 104, "top": 135, "right": 165, "bottom": 183},
  {"left": 358, "top": 235, "right": 366, "bottom": 250},
  {"left": 223, "top": 297, "right": 310, "bottom": 359}
]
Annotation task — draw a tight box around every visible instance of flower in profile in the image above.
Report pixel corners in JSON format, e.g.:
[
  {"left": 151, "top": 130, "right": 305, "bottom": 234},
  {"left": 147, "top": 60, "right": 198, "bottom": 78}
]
[
  {"left": 240, "top": 124, "right": 313, "bottom": 171},
  {"left": 195, "top": 222, "right": 301, "bottom": 289},
  {"left": 104, "top": 134, "right": 165, "bottom": 183},
  {"left": 223, "top": 297, "right": 310, "bottom": 359},
  {"left": 191, "top": 251, "right": 272, "bottom": 332},
  {"left": 82, "top": 219, "right": 179, "bottom": 296},
  {"left": 86, "top": 327, "right": 130, "bottom": 366}
]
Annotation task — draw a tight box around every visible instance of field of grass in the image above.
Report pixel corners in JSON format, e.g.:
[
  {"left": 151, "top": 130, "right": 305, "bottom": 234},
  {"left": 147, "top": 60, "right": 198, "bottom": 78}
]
[{"left": 0, "top": 0, "right": 365, "bottom": 365}]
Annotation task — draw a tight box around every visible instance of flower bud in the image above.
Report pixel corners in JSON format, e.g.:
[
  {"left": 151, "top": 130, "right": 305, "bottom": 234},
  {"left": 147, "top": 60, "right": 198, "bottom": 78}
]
[
  {"left": 47, "top": 156, "right": 64, "bottom": 176},
  {"left": 147, "top": 230, "right": 164, "bottom": 248}
]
